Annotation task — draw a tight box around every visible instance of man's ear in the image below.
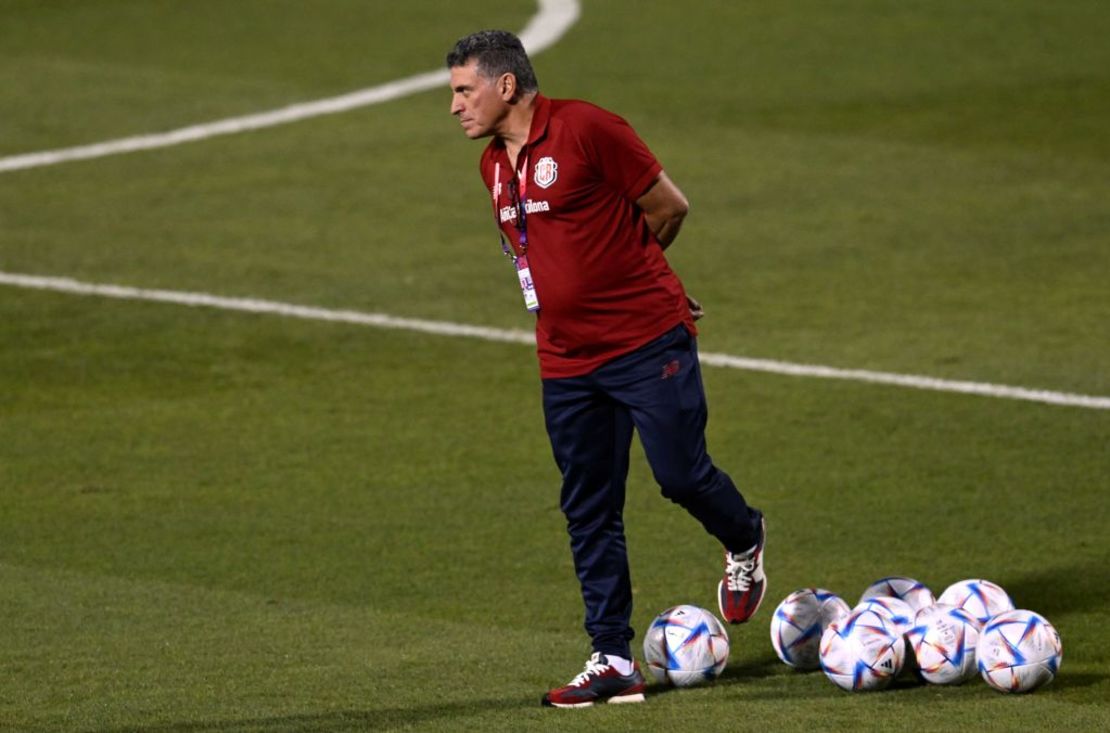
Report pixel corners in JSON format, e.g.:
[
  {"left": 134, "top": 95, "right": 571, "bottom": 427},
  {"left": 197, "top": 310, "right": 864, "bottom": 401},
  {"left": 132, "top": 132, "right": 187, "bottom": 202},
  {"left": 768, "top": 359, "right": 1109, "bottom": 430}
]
[{"left": 498, "top": 72, "right": 518, "bottom": 101}]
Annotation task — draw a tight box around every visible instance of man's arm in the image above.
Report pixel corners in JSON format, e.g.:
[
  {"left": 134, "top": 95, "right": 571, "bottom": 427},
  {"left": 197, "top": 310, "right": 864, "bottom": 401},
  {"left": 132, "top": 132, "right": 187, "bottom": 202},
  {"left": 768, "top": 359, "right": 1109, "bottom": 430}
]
[
  {"left": 636, "top": 171, "right": 689, "bottom": 250},
  {"left": 635, "top": 171, "right": 703, "bottom": 320}
]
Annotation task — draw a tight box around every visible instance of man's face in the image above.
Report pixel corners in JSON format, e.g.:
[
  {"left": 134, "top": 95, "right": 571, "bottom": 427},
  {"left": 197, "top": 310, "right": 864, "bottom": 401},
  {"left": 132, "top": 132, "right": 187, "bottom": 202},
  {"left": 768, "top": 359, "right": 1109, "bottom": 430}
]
[{"left": 449, "top": 59, "right": 509, "bottom": 139}]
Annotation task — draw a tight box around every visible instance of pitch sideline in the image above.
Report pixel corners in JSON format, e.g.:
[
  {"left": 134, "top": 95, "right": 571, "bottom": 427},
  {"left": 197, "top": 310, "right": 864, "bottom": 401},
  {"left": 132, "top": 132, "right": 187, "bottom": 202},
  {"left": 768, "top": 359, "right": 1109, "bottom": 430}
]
[
  {"left": 0, "top": 0, "right": 582, "bottom": 173},
  {"left": 2, "top": 270, "right": 1107, "bottom": 411}
]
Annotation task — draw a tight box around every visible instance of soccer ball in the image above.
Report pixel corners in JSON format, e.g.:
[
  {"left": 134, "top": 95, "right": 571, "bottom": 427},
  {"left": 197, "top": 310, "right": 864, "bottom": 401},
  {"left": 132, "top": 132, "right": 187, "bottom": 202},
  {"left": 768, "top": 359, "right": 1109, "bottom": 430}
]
[
  {"left": 770, "top": 588, "right": 852, "bottom": 670},
  {"left": 859, "top": 576, "right": 935, "bottom": 614},
  {"left": 643, "top": 605, "right": 730, "bottom": 687},
  {"left": 853, "top": 596, "right": 916, "bottom": 637},
  {"left": 937, "top": 579, "right": 1015, "bottom": 625},
  {"left": 977, "top": 609, "right": 1062, "bottom": 693},
  {"left": 819, "top": 608, "right": 906, "bottom": 691},
  {"left": 907, "top": 604, "right": 980, "bottom": 684}
]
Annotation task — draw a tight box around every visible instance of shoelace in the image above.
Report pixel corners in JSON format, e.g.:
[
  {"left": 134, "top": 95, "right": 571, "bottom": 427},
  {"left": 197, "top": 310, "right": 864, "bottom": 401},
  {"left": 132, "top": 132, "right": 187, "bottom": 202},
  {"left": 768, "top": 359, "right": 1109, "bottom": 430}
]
[
  {"left": 725, "top": 551, "right": 756, "bottom": 592},
  {"left": 570, "top": 653, "right": 611, "bottom": 686}
]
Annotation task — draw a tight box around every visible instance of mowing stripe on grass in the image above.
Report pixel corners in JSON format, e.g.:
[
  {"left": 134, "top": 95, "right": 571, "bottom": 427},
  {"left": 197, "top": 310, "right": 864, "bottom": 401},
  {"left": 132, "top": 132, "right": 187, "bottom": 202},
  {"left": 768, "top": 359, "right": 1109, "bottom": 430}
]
[
  {"left": 0, "top": 0, "right": 582, "bottom": 173},
  {"left": 3, "top": 270, "right": 1107, "bottom": 411}
]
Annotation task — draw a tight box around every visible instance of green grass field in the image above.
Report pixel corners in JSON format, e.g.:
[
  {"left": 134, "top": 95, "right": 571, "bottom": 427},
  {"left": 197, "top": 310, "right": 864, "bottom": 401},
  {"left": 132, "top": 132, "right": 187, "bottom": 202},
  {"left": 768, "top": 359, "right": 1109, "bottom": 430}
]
[{"left": 2, "top": 1, "right": 1108, "bottom": 730}]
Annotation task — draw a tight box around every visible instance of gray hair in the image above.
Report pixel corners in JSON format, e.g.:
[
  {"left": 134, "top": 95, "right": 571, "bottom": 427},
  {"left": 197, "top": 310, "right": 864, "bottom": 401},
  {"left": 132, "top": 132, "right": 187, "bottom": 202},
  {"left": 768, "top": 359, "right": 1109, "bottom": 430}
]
[{"left": 446, "top": 30, "right": 539, "bottom": 94}]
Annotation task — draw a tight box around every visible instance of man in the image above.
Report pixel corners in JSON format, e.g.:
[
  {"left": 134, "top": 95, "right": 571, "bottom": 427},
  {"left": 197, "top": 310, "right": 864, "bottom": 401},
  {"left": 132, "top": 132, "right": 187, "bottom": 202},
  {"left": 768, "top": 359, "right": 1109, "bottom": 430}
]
[{"left": 446, "top": 30, "right": 766, "bottom": 708}]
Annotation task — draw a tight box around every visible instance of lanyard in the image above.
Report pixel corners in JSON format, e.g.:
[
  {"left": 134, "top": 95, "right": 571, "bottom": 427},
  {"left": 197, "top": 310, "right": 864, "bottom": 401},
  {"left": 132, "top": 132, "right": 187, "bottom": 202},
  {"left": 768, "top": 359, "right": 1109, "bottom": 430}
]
[
  {"left": 493, "top": 154, "right": 541, "bottom": 313},
  {"left": 492, "top": 155, "right": 529, "bottom": 261}
]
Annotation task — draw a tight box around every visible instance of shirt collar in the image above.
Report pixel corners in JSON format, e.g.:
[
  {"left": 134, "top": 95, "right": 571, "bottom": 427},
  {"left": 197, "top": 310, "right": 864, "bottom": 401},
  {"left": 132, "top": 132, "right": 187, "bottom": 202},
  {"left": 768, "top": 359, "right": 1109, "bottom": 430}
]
[
  {"left": 525, "top": 93, "right": 551, "bottom": 146},
  {"left": 492, "top": 93, "right": 551, "bottom": 156}
]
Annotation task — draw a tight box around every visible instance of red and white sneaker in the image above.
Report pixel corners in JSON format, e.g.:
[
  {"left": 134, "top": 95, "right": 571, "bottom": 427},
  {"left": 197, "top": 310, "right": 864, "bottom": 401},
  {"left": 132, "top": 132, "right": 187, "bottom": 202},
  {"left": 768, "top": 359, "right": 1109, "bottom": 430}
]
[
  {"left": 541, "top": 652, "right": 646, "bottom": 708},
  {"left": 718, "top": 516, "right": 767, "bottom": 624}
]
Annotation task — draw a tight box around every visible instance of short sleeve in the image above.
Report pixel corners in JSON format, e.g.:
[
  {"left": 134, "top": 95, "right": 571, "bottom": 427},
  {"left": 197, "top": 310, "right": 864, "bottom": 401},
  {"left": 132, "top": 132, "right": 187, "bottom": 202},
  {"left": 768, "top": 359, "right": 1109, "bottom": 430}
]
[{"left": 575, "top": 104, "right": 662, "bottom": 201}]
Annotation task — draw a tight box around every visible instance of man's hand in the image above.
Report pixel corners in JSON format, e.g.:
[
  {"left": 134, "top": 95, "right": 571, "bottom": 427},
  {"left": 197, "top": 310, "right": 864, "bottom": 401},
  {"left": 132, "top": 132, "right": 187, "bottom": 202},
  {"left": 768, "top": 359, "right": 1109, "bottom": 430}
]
[{"left": 687, "top": 294, "right": 704, "bottom": 321}]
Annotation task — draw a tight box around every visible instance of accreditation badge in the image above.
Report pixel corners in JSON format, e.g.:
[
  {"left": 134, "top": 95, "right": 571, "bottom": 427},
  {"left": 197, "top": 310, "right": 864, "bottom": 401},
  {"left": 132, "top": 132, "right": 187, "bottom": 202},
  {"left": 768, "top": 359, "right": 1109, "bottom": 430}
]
[{"left": 515, "top": 254, "right": 540, "bottom": 312}]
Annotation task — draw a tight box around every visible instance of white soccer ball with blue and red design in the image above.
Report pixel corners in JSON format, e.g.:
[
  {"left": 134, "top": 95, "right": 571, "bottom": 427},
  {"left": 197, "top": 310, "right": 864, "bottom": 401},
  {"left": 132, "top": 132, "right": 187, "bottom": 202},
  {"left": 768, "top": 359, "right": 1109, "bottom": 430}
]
[
  {"left": 977, "top": 609, "right": 1062, "bottom": 693},
  {"left": 819, "top": 608, "right": 906, "bottom": 691},
  {"left": 937, "top": 579, "right": 1015, "bottom": 626},
  {"left": 859, "top": 576, "right": 935, "bottom": 614},
  {"left": 852, "top": 596, "right": 916, "bottom": 637},
  {"left": 770, "top": 588, "right": 851, "bottom": 670},
  {"left": 643, "top": 604, "right": 730, "bottom": 687},
  {"left": 907, "top": 604, "right": 981, "bottom": 684}
]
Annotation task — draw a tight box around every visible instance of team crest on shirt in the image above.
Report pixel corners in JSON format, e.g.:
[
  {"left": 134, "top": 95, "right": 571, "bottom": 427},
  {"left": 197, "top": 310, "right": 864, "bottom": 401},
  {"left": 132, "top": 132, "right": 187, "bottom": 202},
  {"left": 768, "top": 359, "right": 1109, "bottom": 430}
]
[{"left": 533, "top": 156, "right": 558, "bottom": 189}]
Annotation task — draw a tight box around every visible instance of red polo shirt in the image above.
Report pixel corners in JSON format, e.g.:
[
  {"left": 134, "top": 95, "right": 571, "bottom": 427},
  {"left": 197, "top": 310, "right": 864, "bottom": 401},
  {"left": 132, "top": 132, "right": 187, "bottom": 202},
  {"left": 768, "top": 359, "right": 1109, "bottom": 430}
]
[{"left": 480, "top": 94, "right": 696, "bottom": 379}]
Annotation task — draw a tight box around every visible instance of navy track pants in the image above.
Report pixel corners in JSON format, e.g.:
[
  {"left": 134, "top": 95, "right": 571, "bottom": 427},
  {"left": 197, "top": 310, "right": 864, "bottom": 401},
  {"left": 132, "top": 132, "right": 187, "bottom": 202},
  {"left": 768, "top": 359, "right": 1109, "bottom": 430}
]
[{"left": 541, "top": 324, "right": 762, "bottom": 659}]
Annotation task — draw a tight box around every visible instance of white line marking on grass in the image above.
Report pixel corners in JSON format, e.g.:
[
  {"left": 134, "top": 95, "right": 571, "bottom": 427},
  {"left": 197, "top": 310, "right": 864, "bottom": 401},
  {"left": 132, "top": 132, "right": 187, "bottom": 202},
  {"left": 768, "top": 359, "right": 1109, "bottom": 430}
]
[
  {"left": 696, "top": 353, "right": 1110, "bottom": 411},
  {"left": 0, "top": 0, "right": 581, "bottom": 173},
  {"left": 3, "top": 270, "right": 1107, "bottom": 411},
  {"left": 0, "top": 272, "right": 535, "bottom": 345}
]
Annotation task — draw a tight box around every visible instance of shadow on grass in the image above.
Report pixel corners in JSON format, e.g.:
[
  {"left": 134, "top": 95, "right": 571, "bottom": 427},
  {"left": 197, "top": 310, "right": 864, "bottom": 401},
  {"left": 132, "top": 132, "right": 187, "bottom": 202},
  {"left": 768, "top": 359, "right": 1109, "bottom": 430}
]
[
  {"left": 645, "top": 648, "right": 782, "bottom": 699},
  {"left": 88, "top": 695, "right": 535, "bottom": 733},
  {"left": 719, "top": 649, "right": 781, "bottom": 682},
  {"left": 999, "top": 556, "right": 1110, "bottom": 619},
  {"left": 1048, "top": 671, "right": 1108, "bottom": 694}
]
